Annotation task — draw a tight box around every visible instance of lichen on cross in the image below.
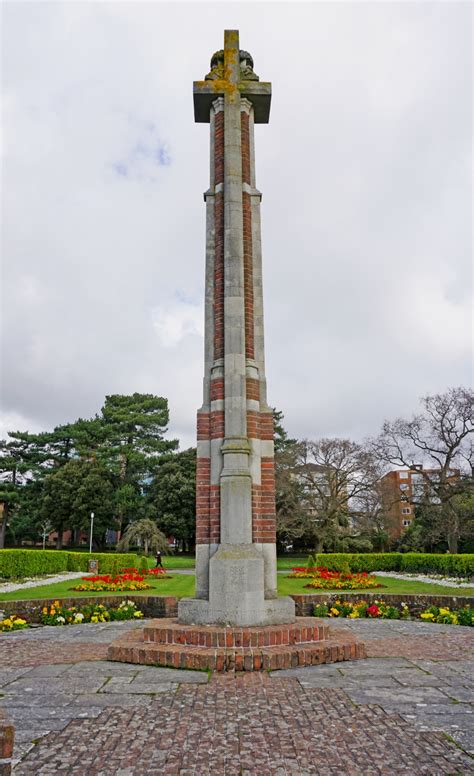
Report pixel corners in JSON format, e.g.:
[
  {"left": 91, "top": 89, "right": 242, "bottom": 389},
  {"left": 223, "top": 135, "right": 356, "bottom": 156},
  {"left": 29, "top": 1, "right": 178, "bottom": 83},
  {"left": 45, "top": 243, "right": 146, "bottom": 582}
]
[{"left": 193, "top": 30, "right": 272, "bottom": 124}]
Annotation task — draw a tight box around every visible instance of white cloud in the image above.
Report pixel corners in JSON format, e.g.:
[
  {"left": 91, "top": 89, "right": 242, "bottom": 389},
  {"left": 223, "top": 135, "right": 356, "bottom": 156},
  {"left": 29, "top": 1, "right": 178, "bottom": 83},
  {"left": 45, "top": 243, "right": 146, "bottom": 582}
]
[
  {"left": 1, "top": 2, "right": 471, "bottom": 447},
  {"left": 152, "top": 300, "right": 204, "bottom": 347}
]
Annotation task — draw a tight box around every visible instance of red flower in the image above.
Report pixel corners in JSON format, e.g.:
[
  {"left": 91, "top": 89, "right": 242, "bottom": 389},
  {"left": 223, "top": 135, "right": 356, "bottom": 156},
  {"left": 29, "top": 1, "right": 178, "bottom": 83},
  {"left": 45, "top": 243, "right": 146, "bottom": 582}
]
[{"left": 366, "top": 605, "right": 381, "bottom": 617}]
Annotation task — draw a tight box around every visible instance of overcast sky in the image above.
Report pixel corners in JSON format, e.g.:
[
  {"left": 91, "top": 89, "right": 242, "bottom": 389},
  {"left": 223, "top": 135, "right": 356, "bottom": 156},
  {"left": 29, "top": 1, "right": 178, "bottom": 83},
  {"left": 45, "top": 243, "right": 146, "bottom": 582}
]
[{"left": 1, "top": 2, "right": 472, "bottom": 450}]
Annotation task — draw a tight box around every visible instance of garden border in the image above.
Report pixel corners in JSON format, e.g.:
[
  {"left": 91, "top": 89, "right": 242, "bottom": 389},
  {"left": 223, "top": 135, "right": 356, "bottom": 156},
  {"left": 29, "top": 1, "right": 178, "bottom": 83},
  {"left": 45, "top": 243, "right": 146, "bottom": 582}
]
[
  {"left": 291, "top": 593, "right": 474, "bottom": 617},
  {"left": 1, "top": 593, "right": 472, "bottom": 623}
]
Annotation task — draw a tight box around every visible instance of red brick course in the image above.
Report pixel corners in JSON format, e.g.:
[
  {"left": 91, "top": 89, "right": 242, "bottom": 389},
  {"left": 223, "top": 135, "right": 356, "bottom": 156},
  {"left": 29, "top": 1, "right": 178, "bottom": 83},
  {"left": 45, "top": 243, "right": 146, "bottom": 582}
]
[
  {"left": 141, "top": 617, "right": 329, "bottom": 647},
  {"left": 242, "top": 191, "right": 254, "bottom": 359},
  {"left": 209, "top": 376, "right": 224, "bottom": 401},
  {"left": 245, "top": 376, "right": 260, "bottom": 401},
  {"left": 209, "top": 484, "right": 220, "bottom": 543},
  {"left": 240, "top": 109, "right": 251, "bottom": 185},
  {"left": 108, "top": 618, "right": 366, "bottom": 672},
  {"left": 195, "top": 456, "right": 210, "bottom": 544}
]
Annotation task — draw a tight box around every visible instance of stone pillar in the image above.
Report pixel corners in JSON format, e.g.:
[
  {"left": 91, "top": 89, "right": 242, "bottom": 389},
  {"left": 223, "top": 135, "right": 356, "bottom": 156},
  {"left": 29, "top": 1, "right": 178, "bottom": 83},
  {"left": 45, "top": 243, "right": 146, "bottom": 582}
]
[{"left": 179, "top": 30, "right": 295, "bottom": 626}]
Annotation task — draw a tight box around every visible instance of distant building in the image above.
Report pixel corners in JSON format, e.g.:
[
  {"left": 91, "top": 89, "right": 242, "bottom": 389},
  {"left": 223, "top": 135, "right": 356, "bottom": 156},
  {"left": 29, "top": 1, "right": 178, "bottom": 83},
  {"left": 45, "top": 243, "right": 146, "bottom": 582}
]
[{"left": 380, "top": 466, "right": 459, "bottom": 539}]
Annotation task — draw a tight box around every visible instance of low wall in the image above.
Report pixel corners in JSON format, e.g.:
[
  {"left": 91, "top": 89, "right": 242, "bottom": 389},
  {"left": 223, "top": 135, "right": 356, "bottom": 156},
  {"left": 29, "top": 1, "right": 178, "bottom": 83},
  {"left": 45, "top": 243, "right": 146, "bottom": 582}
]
[
  {"left": 0, "top": 709, "right": 14, "bottom": 775},
  {"left": 291, "top": 593, "right": 474, "bottom": 617},
  {"left": 1, "top": 593, "right": 472, "bottom": 624},
  {"left": 0, "top": 596, "right": 178, "bottom": 623}
]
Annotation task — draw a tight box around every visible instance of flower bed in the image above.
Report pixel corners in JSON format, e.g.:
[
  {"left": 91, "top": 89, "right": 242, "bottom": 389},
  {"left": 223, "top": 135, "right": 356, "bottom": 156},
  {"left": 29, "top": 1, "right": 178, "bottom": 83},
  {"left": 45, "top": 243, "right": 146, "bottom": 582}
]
[
  {"left": 288, "top": 567, "right": 384, "bottom": 591},
  {"left": 0, "top": 614, "right": 28, "bottom": 631},
  {"left": 70, "top": 568, "right": 171, "bottom": 593},
  {"left": 314, "top": 599, "right": 473, "bottom": 626},
  {"left": 40, "top": 599, "right": 144, "bottom": 626}
]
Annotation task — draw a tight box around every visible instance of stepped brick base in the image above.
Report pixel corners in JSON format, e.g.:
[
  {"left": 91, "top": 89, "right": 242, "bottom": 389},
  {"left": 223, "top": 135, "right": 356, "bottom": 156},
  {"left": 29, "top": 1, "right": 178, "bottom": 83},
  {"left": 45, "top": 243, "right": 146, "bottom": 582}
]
[{"left": 107, "top": 618, "right": 366, "bottom": 672}]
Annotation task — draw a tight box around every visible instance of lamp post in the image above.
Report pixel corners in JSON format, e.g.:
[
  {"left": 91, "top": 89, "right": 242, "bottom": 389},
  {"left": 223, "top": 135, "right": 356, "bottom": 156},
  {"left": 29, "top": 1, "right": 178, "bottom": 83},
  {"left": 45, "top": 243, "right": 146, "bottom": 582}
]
[{"left": 89, "top": 511, "right": 94, "bottom": 553}]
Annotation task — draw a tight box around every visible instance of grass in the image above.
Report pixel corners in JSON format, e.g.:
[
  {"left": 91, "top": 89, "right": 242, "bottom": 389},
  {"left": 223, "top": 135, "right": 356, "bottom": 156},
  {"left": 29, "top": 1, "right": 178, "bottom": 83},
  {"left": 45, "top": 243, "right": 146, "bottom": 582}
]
[
  {"left": 0, "top": 574, "right": 195, "bottom": 601},
  {"left": 157, "top": 556, "right": 195, "bottom": 569},
  {"left": 0, "top": 572, "right": 472, "bottom": 602},
  {"left": 277, "top": 575, "right": 474, "bottom": 597}
]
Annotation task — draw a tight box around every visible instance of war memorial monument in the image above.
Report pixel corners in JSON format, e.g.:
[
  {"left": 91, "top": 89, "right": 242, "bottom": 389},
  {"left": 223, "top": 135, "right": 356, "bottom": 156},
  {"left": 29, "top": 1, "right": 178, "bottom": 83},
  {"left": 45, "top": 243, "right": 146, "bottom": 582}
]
[{"left": 109, "top": 31, "right": 364, "bottom": 670}]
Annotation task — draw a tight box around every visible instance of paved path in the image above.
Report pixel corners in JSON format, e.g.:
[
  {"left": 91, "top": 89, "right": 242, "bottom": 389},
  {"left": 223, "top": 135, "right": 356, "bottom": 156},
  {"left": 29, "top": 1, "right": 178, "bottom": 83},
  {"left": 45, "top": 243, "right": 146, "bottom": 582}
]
[
  {"left": 0, "top": 571, "right": 92, "bottom": 594},
  {"left": 1, "top": 619, "right": 473, "bottom": 774}
]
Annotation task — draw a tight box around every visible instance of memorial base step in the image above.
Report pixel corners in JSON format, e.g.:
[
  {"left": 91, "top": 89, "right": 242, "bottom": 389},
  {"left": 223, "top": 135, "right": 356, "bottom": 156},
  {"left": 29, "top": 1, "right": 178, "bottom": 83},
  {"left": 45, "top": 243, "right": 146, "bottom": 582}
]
[{"left": 107, "top": 617, "right": 366, "bottom": 672}]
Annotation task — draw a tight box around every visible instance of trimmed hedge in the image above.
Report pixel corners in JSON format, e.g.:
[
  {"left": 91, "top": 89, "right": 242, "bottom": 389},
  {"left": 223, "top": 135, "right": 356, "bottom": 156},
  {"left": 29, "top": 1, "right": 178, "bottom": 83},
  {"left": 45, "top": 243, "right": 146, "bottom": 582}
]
[
  {"left": 0, "top": 550, "right": 140, "bottom": 579},
  {"left": 314, "top": 553, "right": 474, "bottom": 578}
]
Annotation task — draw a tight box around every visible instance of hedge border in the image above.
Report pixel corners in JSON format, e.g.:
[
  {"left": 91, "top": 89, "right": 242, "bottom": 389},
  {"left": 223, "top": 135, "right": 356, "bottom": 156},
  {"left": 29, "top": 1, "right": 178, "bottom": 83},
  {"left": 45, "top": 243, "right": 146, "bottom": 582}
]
[
  {"left": 313, "top": 553, "right": 474, "bottom": 577},
  {"left": 0, "top": 549, "right": 140, "bottom": 579}
]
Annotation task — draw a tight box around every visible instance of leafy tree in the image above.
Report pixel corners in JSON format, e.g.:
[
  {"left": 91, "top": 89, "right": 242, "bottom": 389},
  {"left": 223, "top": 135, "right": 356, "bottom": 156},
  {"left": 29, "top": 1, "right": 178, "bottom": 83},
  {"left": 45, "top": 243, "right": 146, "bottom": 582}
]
[
  {"left": 117, "top": 518, "right": 168, "bottom": 556},
  {"left": 41, "top": 460, "right": 115, "bottom": 548},
  {"left": 100, "top": 394, "right": 178, "bottom": 532},
  {"left": 374, "top": 387, "right": 473, "bottom": 552},
  {"left": 147, "top": 448, "right": 196, "bottom": 552},
  {"left": 273, "top": 409, "right": 297, "bottom": 454}
]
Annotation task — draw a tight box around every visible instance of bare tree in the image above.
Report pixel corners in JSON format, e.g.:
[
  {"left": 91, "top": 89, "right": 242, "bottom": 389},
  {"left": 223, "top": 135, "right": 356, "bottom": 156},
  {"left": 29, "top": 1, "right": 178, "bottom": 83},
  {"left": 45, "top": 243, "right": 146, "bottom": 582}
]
[
  {"left": 374, "top": 387, "right": 473, "bottom": 553},
  {"left": 295, "top": 438, "right": 380, "bottom": 553}
]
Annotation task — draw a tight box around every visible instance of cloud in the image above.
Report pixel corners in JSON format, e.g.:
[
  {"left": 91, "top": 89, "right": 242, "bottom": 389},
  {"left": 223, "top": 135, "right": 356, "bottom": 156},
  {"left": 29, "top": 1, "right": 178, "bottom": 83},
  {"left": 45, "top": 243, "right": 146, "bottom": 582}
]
[{"left": 1, "top": 2, "right": 471, "bottom": 451}]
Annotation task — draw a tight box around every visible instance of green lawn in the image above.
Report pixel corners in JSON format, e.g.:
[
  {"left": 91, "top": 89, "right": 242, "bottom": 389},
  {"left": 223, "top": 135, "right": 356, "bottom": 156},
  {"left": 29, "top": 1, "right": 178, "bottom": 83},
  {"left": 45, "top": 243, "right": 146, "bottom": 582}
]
[
  {"left": 1, "top": 572, "right": 473, "bottom": 602},
  {"left": 277, "top": 575, "right": 474, "bottom": 597},
  {"left": 0, "top": 574, "right": 195, "bottom": 601}
]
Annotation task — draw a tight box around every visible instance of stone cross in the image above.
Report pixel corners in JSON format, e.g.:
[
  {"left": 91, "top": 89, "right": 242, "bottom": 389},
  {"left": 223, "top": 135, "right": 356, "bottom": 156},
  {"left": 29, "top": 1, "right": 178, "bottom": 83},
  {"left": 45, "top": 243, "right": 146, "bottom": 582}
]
[{"left": 178, "top": 31, "right": 295, "bottom": 626}]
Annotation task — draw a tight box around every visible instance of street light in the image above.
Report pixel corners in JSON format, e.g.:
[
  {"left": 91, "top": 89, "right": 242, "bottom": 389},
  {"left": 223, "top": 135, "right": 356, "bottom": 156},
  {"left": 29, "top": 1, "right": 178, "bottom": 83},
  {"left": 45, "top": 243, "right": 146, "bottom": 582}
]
[{"left": 89, "top": 512, "right": 95, "bottom": 553}]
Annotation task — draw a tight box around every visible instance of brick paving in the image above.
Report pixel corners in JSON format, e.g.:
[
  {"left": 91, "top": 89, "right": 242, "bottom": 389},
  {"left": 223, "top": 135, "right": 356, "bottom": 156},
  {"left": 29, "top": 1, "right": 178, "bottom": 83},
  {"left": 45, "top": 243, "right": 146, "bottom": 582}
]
[{"left": 0, "top": 619, "right": 472, "bottom": 774}]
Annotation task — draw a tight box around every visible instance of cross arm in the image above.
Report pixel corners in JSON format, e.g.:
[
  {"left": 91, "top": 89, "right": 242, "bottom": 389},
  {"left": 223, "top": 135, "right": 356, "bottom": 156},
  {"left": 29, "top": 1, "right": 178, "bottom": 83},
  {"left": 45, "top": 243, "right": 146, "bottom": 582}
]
[{"left": 193, "top": 80, "right": 272, "bottom": 124}]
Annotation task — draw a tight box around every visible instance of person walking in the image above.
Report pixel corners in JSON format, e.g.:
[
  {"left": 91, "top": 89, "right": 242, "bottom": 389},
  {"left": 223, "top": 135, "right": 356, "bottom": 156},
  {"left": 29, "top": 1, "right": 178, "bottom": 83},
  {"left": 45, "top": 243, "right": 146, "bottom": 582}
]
[{"left": 155, "top": 550, "right": 163, "bottom": 568}]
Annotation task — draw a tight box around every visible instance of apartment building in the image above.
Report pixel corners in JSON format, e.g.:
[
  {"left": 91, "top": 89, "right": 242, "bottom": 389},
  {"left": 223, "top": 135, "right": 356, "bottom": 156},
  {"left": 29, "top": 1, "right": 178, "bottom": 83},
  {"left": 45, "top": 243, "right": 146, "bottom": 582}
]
[{"left": 380, "top": 466, "right": 459, "bottom": 539}]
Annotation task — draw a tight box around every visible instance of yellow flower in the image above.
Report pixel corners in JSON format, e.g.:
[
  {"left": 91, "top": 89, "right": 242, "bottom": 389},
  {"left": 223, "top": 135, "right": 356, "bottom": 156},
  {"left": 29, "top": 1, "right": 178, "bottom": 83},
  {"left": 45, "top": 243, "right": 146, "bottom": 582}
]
[
  {"left": 330, "top": 608, "right": 339, "bottom": 616},
  {"left": 420, "top": 612, "right": 435, "bottom": 620},
  {"left": 15, "top": 619, "right": 26, "bottom": 626},
  {"left": 91, "top": 616, "right": 99, "bottom": 623},
  {"left": 348, "top": 612, "right": 359, "bottom": 619},
  {"left": 439, "top": 608, "right": 450, "bottom": 616},
  {"left": 42, "top": 607, "right": 48, "bottom": 615}
]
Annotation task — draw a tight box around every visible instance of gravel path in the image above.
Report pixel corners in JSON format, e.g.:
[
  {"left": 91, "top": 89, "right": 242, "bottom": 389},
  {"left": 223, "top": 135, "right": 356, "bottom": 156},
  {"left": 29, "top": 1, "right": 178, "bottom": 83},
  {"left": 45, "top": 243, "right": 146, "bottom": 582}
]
[
  {"left": 0, "top": 572, "right": 91, "bottom": 595},
  {"left": 374, "top": 570, "right": 474, "bottom": 588}
]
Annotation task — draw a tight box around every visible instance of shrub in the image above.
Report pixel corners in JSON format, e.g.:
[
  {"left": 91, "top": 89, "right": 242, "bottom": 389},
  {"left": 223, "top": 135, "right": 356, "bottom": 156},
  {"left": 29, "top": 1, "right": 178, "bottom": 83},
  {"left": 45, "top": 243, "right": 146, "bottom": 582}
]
[
  {"left": 312, "top": 553, "right": 474, "bottom": 577},
  {"left": 0, "top": 549, "right": 140, "bottom": 579}
]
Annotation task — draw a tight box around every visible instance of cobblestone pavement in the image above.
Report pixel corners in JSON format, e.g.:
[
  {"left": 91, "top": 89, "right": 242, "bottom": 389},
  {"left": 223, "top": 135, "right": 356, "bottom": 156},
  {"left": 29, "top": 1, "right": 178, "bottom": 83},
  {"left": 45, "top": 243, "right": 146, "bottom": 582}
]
[{"left": 1, "top": 619, "right": 473, "bottom": 774}]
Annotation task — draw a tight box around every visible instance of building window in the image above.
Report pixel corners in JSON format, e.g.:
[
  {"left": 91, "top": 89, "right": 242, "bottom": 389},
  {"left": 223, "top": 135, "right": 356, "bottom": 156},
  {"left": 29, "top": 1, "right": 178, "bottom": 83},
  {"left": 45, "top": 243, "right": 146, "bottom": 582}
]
[
  {"left": 399, "top": 472, "right": 409, "bottom": 479},
  {"left": 399, "top": 484, "right": 409, "bottom": 490},
  {"left": 403, "top": 520, "right": 411, "bottom": 527},
  {"left": 401, "top": 507, "right": 411, "bottom": 515}
]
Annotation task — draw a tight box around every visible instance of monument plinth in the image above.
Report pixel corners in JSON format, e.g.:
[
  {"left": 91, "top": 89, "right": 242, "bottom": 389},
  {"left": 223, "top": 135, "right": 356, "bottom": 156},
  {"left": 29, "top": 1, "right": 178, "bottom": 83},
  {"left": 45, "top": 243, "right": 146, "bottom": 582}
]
[{"left": 177, "top": 30, "right": 294, "bottom": 627}]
